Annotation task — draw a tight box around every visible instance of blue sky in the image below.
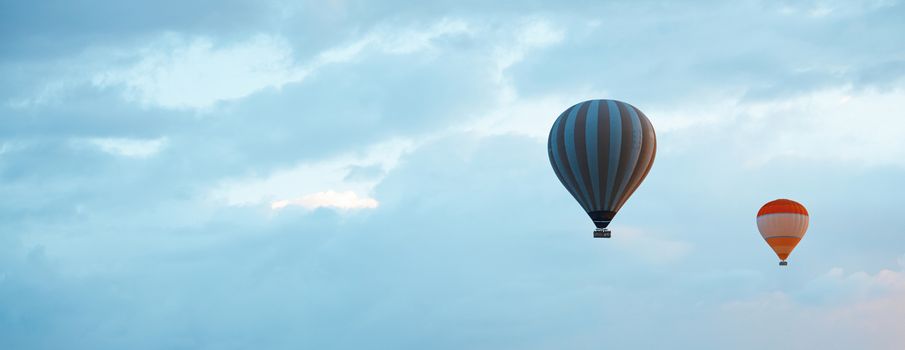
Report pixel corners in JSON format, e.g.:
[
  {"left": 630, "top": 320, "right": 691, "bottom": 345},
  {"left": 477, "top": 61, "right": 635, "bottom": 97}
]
[{"left": 2, "top": 0, "right": 905, "bottom": 349}]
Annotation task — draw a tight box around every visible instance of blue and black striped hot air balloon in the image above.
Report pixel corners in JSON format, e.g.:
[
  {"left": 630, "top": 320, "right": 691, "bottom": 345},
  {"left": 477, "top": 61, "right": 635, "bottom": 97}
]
[{"left": 548, "top": 99, "right": 657, "bottom": 238}]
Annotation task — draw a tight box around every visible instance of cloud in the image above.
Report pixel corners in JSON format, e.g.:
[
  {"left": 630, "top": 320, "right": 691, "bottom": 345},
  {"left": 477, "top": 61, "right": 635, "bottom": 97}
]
[
  {"left": 737, "top": 86, "right": 905, "bottom": 167},
  {"left": 718, "top": 257, "right": 905, "bottom": 349},
  {"left": 460, "top": 88, "right": 604, "bottom": 141},
  {"left": 91, "top": 34, "right": 305, "bottom": 110},
  {"left": 82, "top": 137, "right": 168, "bottom": 158},
  {"left": 490, "top": 18, "right": 564, "bottom": 83},
  {"left": 86, "top": 20, "right": 475, "bottom": 111},
  {"left": 310, "top": 18, "right": 473, "bottom": 64},
  {"left": 10, "top": 17, "right": 558, "bottom": 115},
  {"left": 825, "top": 266, "right": 905, "bottom": 290},
  {"left": 450, "top": 18, "right": 578, "bottom": 142},
  {"left": 805, "top": 261, "right": 905, "bottom": 302},
  {"left": 645, "top": 83, "right": 905, "bottom": 167},
  {"left": 271, "top": 190, "right": 379, "bottom": 210},
  {"left": 202, "top": 17, "right": 570, "bottom": 211},
  {"left": 211, "top": 138, "right": 416, "bottom": 208}
]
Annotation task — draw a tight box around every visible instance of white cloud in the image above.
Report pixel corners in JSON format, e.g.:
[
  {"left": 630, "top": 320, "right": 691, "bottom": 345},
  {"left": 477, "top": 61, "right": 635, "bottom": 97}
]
[
  {"left": 89, "top": 20, "right": 475, "bottom": 111},
  {"left": 447, "top": 17, "right": 904, "bottom": 171},
  {"left": 211, "top": 138, "right": 416, "bottom": 209},
  {"left": 455, "top": 19, "right": 577, "bottom": 141},
  {"left": 200, "top": 18, "right": 568, "bottom": 213},
  {"left": 737, "top": 87, "right": 905, "bottom": 167},
  {"left": 460, "top": 89, "right": 605, "bottom": 141},
  {"left": 15, "top": 17, "right": 562, "bottom": 114},
  {"left": 491, "top": 18, "right": 564, "bottom": 84},
  {"left": 84, "top": 137, "right": 168, "bottom": 158},
  {"left": 202, "top": 18, "right": 570, "bottom": 212},
  {"left": 814, "top": 263, "right": 905, "bottom": 299},
  {"left": 92, "top": 34, "right": 305, "bottom": 111},
  {"left": 647, "top": 85, "right": 905, "bottom": 167},
  {"left": 719, "top": 258, "right": 905, "bottom": 350},
  {"left": 375, "top": 18, "right": 474, "bottom": 55},
  {"left": 271, "top": 190, "right": 379, "bottom": 211},
  {"left": 311, "top": 18, "right": 474, "bottom": 65}
]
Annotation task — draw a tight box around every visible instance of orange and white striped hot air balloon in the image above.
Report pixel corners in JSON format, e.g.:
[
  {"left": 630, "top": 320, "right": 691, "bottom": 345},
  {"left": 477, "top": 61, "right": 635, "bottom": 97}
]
[{"left": 756, "top": 199, "right": 809, "bottom": 266}]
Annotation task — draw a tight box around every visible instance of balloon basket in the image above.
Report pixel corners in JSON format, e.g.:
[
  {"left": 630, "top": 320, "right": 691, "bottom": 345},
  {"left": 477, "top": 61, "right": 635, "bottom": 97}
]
[
  {"left": 779, "top": 261, "right": 788, "bottom": 266},
  {"left": 593, "top": 228, "right": 611, "bottom": 238}
]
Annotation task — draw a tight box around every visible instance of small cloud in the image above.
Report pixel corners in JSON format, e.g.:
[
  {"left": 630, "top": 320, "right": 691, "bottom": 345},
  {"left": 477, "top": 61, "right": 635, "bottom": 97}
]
[
  {"left": 211, "top": 138, "right": 416, "bottom": 207},
  {"left": 791, "top": 256, "right": 905, "bottom": 305},
  {"left": 85, "top": 137, "right": 168, "bottom": 158},
  {"left": 820, "top": 265, "right": 905, "bottom": 292},
  {"left": 271, "top": 190, "right": 378, "bottom": 211}
]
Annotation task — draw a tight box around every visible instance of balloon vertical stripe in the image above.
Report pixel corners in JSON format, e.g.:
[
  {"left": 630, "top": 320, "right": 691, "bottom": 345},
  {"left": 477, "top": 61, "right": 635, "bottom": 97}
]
[
  {"left": 595, "top": 102, "right": 612, "bottom": 214},
  {"left": 549, "top": 107, "right": 584, "bottom": 210},
  {"left": 604, "top": 100, "right": 622, "bottom": 208},
  {"left": 614, "top": 106, "right": 657, "bottom": 212},
  {"left": 611, "top": 102, "right": 635, "bottom": 209},
  {"left": 573, "top": 102, "right": 597, "bottom": 209},
  {"left": 613, "top": 104, "right": 643, "bottom": 207},
  {"left": 585, "top": 100, "right": 601, "bottom": 208},
  {"left": 564, "top": 104, "right": 592, "bottom": 209}
]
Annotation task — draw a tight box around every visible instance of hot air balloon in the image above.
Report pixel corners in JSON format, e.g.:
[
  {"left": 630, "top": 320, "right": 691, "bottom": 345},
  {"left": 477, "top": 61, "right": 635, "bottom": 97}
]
[
  {"left": 547, "top": 99, "right": 656, "bottom": 238},
  {"left": 756, "top": 199, "right": 809, "bottom": 266}
]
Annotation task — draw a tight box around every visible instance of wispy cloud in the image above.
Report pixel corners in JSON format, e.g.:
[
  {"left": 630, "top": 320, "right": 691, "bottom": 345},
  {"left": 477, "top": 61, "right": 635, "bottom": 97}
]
[
  {"left": 806, "top": 259, "right": 905, "bottom": 301},
  {"left": 82, "top": 137, "right": 168, "bottom": 158},
  {"left": 271, "top": 190, "right": 379, "bottom": 211},
  {"left": 460, "top": 89, "right": 604, "bottom": 141},
  {"left": 91, "top": 34, "right": 304, "bottom": 110},
  {"left": 211, "top": 138, "right": 415, "bottom": 209},
  {"left": 317, "top": 18, "right": 474, "bottom": 60},
  {"left": 720, "top": 256, "right": 905, "bottom": 349},
  {"left": 455, "top": 18, "right": 578, "bottom": 141},
  {"left": 490, "top": 18, "right": 564, "bottom": 83},
  {"left": 86, "top": 20, "right": 475, "bottom": 111},
  {"left": 648, "top": 84, "right": 905, "bottom": 167}
]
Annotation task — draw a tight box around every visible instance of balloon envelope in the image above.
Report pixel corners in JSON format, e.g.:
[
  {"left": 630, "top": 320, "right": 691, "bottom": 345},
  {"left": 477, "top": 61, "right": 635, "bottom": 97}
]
[
  {"left": 756, "top": 199, "right": 809, "bottom": 263},
  {"left": 547, "top": 99, "right": 656, "bottom": 230}
]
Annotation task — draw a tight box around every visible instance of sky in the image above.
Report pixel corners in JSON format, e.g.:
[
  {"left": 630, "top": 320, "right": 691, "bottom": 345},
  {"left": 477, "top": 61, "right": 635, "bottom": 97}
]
[{"left": 2, "top": 0, "right": 905, "bottom": 349}]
